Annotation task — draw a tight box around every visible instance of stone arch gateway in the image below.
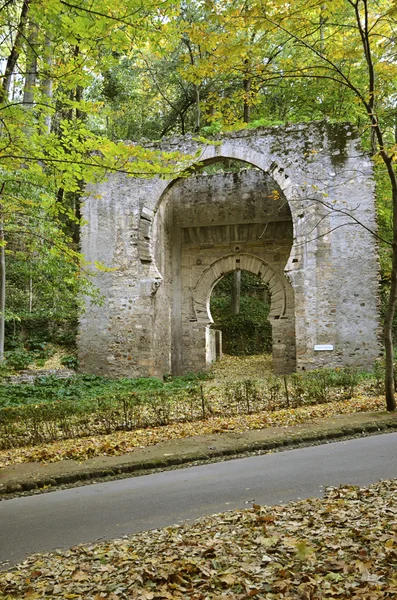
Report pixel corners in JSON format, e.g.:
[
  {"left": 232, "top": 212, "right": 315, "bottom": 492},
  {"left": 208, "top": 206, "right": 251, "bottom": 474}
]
[
  {"left": 193, "top": 253, "right": 294, "bottom": 374},
  {"left": 78, "top": 121, "right": 381, "bottom": 377},
  {"left": 194, "top": 254, "right": 287, "bottom": 322}
]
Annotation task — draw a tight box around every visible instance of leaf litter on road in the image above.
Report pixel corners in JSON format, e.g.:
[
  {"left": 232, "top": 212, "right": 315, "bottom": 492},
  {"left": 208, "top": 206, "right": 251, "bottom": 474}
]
[{"left": 1, "top": 478, "right": 396, "bottom": 599}]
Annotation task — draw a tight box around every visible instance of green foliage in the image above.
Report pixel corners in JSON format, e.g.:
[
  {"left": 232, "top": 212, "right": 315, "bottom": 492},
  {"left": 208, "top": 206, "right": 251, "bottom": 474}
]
[
  {"left": 2, "top": 341, "right": 55, "bottom": 372},
  {"left": 0, "top": 1, "right": 196, "bottom": 357},
  {"left": 0, "top": 365, "right": 366, "bottom": 450},
  {"left": 211, "top": 271, "right": 272, "bottom": 355},
  {"left": 289, "top": 368, "right": 361, "bottom": 405},
  {"left": 247, "top": 118, "right": 284, "bottom": 129},
  {"left": 5, "top": 318, "right": 78, "bottom": 351},
  {"left": 211, "top": 296, "right": 272, "bottom": 355},
  {"left": 60, "top": 355, "right": 79, "bottom": 370},
  {"left": 25, "top": 340, "right": 54, "bottom": 357},
  {"left": 4, "top": 349, "right": 34, "bottom": 371},
  {"left": 200, "top": 122, "right": 223, "bottom": 136},
  {"left": 0, "top": 372, "right": 208, "bottom": 409}
]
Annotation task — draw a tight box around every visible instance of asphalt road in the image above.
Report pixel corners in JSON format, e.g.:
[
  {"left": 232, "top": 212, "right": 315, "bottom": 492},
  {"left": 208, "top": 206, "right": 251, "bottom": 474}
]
[{"left": 1, "top": 432, "right": 397, "bottom": 567}]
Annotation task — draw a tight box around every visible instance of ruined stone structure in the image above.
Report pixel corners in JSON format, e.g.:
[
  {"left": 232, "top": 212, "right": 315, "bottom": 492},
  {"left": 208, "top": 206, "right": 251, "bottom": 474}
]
[{"left": 78, "top": 121, "right": 381, "bottom": 378}]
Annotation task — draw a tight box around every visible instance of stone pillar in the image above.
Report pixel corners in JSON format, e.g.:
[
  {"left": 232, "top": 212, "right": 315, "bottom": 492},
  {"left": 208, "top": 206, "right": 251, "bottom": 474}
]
[{"left": 271, "top": 315, "right": 296, "bottom": 374}]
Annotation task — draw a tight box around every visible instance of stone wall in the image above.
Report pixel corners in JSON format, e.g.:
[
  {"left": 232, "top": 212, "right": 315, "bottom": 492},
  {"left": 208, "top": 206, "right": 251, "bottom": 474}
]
[{"left": 78, "top": 121, "right": 381, "bottom": 378}]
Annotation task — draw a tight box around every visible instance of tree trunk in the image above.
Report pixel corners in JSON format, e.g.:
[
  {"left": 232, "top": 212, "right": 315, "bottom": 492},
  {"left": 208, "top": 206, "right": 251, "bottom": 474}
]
[
  {"left": 182, "top": 37, "right": 200, "bottom": 131},
  {"left": 72, "top": 182, "right": 83, "bottom": 247},
  {"left": 0, "top": 202, "right": 5, "bottom": 363},
  {"left": 23, "top": 21, "right": 38, "bottom": 107},
  {"left": 231, "top": 269, "right": 241, "bottom": 315},
  {"left": 319, "top": 3, "right": 326, "bottom": 54},
  {"left": 195, "top": 85, "right": 200, "bottom": 131},
  {"left": 383, "top": 185, "right": 397, "bottom": 411},
  {"left": 75, "top": 82, "right": 84, "bottom": 121},
  {"left": 0, "top": 0, "right": 30, "bottom": 103},
  {"left": 243, "top": 59, "right": 251, "bottom": 124},
  {"left": 243, "top": 76, "right": 251, "bottom": 123},
  {"left": 42, "top": 35, "right": 53, "bottom": 133},
  {"left": 29, "top": 273, "right": 33, "bottom": 313},
  {"left": 370, "top": 127, "right": 377, "bottom": 156}
]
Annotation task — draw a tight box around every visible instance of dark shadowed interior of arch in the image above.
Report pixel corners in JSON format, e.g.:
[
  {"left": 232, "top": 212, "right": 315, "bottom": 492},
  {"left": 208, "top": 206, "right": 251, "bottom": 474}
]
[
  {"left": 210, "top": 270, "right": 272, "bottom": 356},
  {"left": 152, "top": 155, "right": 296, "bottom": 376}
]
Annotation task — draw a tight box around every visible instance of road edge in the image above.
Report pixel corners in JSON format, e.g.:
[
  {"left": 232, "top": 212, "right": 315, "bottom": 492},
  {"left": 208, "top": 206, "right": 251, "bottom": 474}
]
[{"left": 2, "top": 415, "right": 397, "bottom": 498}]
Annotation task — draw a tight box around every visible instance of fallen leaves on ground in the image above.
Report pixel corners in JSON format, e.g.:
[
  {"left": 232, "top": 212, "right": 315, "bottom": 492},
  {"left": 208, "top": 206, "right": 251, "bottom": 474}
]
[
  {"left": 0, "top": 394, "right": 385, "bottom": 467},
  {"left": 210, "top": 354, "right": 274, "bottom": 381},
  {"left": 1, "top": 479, "right": 396, "bottom": 599}
]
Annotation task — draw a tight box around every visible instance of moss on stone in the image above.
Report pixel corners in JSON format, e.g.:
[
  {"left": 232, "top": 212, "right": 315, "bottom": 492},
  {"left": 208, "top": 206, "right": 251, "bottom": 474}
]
[{"left": 324, "top": 122, "right": 355, "bottom": 167}]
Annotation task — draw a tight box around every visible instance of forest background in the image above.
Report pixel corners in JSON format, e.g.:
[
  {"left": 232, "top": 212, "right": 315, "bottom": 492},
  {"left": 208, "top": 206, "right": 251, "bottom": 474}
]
[{"left": 1, "top": 0, "right": 397, "bottom": 408}]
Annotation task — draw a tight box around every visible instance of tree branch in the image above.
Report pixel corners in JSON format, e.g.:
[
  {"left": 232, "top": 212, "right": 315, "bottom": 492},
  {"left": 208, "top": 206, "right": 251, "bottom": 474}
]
[{"left": 58, "top": 1, "right": 145, "bottom": 27}]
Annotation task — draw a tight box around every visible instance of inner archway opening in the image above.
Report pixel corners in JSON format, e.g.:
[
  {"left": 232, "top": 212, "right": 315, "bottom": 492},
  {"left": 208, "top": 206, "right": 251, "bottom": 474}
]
[{"left": 210, "top": 270, "right": 272, "bottom": 358}]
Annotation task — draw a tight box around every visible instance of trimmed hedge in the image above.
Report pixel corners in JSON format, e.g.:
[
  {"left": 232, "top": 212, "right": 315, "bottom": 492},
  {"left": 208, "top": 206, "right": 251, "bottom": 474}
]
[{"left": 0, "top": 367, "right": 363, "bottom": 450}]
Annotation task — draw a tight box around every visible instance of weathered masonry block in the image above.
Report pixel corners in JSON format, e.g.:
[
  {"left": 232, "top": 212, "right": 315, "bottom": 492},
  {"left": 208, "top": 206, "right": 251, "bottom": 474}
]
[{"left": 78, "top": 121, "right": 381, "bottom": 378}]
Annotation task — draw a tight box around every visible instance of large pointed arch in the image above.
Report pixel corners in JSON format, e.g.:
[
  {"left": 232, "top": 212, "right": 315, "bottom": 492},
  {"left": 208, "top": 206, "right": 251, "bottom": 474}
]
[
  {"left": 145, "top": 141, "right": 301, "bottom": 273},
  {"left": 192, "top": 253, "right": 287, "bottom": 324},
  {"left": 151, "top": 142, "right": 296, "bottom": 217}
]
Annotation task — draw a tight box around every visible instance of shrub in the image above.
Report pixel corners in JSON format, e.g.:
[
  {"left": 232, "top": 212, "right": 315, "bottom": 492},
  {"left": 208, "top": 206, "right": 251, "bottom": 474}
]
[
  {"left": 5, "top": 349, "right": 34, "bottom": 371},
  {"left": 0, "top": 366, "right": 366, "bottom": 450},
  {"left": 60, "top": 355, "right": 79, "bottom": 370},
  {"left": 27, "top": 340, "right": 55, "bottom": 360}
]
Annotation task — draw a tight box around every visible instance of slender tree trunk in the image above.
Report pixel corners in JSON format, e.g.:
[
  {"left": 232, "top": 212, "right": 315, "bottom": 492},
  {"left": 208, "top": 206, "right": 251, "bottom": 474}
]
[
  {"left": 243, "top": 59, "right": 251, "bottom": 124},
  {"left": 383, "top": 184, "right": 397, "bottom": 411},
  {"left": 370, "top": 128, "right": 377, "bottom": 156},
  {"left": 183, "top": 37, "right": 200, "bottom": 130},
  {"left": 75, "top": 83, "right": 84, "bottom": 121},
  {"left": 0, "top": 0, "right": 30, "bottom": 103},
  {"left": 65, "top": 46, "right": 81, "bottom": 121},
  {"left": 0, "top": 191, "right": 6, "bottom": 363},
  {"left": 319, "top": 3, "right": 326, "bottom": 54},
  {"left": 394, "top": 113, "right": 397, "bottom": 145},
  {"left": 23, "top": 21, "right": 38, "bottom": 106},
  {"left": 243, "top": 76, "right": 251, "bottom": 123},
  {"left": 231, "top": 269, "right": 241, "bottom": 315},
  {"left": 195, "top": 85, "right": 200, "bottom": 131},
  {"left": 72, "top": 182, "right": 83, "bottom": 247},
  {"left": 263, "top": 285, "right": 270, "bottom": 305},
  {"left": 29, "top": 273, "right": 33, "bottom": 313},
  {"left": 42, "top": 35, "right": 53, "bottom": 133}
]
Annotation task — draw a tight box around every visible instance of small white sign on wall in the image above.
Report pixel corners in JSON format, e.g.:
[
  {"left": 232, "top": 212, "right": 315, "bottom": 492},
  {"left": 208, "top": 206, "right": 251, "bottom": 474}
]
[{"left": 314, "top": 344, "right": 334, "bottom": 351}]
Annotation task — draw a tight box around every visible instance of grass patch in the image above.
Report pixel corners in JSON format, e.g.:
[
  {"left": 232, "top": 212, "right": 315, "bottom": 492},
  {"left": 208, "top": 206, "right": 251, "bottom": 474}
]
[{"left": 0, "top": 372, "right": 208, "bottom": 408}]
